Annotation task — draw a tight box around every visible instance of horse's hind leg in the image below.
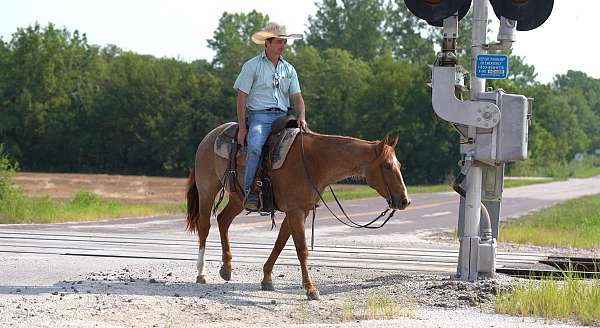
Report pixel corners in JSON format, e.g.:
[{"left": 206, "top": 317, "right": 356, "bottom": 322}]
[
  {"left": 217, "top": 199, "right": 243, "bottom": 281},
  {"left": 193, "top": 164, "right": 222, "bottom": 284},
  {"left": 195, "top": 192, "right": 215, "bottom": 284}
]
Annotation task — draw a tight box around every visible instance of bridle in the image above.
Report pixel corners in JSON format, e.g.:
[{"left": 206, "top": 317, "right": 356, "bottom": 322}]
[{"left": 299, "top": 130, "right": 397, "bottom": 230}]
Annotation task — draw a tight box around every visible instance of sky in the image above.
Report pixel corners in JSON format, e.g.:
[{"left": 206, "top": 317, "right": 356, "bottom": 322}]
[{"left": 0, "top": 0, "right": 597, "bottom": 84}]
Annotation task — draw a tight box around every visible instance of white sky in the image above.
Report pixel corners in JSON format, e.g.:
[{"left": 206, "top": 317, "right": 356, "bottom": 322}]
[{"left": 0, "top": 0, "right": 597, "bottom": 84}]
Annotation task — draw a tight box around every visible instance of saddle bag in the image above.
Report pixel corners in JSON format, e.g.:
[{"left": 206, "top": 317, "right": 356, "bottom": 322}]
[{"left": 257, "top": 175, "right": 275, "bottom": 213}]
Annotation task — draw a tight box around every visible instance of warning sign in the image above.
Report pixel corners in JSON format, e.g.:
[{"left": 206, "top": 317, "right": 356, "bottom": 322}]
[{"left": 476, "top": 54, "right": 509, "bottom": 79}]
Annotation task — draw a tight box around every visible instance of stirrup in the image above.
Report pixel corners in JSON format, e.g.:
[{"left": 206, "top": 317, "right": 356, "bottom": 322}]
[{"left": 243, "top": 191, "right": 260, "bottom": 211}]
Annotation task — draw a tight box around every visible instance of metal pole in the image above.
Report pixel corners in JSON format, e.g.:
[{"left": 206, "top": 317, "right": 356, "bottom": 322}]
[
  {"left": 471, "top": 0, "right": 488, "bottom": 99},
  {"left": 456, "top": 0, "right": 489, "bottom": 281}
]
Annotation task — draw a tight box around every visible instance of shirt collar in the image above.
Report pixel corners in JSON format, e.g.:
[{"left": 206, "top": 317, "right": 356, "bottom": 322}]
[{"left": 261, "top": 50, "right": 284, "bottom": 63}]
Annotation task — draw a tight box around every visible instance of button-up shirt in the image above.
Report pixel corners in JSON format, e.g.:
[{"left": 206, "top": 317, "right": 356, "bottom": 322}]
[{"left": 233, "top": 51, "right": 301, "bottom": 112}]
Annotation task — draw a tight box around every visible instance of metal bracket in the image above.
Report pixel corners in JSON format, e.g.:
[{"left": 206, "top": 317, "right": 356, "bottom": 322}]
[{"left": 432, "top": 66, "right": 501, "bottom": 128}]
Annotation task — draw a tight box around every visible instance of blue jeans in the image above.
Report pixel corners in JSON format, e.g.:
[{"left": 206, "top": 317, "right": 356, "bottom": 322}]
[{"left": 244, "top": 110, "right": 286, "bottom": 191}]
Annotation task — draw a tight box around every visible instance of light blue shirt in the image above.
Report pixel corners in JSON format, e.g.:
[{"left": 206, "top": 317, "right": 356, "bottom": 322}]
[{"left": 233, "top": 51, "right": 301, "bottom": 112}]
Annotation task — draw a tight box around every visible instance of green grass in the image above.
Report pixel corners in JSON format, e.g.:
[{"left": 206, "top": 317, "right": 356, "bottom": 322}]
[
  {"left": 500, "top": 194, "right": 600, "bottom": 249},
  {"left": 338, "top": 292, "right": 415, "bottom": 322},
  {"left": 503, "top": 178, "right": 559, "bottom": 188},
  {"left": 509, "top": 154, "right": 600, "bottom": 179},
  {"left": 0, "top": 191, "right": 184, "bottom": 224},
  {"left": 495, "top": 274, "right": 600, "bottom": 326}
]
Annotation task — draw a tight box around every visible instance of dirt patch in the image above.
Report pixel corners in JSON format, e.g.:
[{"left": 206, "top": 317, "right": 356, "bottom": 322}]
[{"left": 14, "top": 172, "right": 188, "bottom": 204}]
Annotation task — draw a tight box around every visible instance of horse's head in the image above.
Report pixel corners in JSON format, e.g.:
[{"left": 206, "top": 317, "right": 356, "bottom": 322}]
[{"left": 365, "top": 136, "right": 411, "bottom": 210}]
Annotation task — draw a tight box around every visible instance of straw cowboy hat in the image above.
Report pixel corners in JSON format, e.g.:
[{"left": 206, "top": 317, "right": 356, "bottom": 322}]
[{"left": 251, "top": 22, "right": 303, "bottom": 45}]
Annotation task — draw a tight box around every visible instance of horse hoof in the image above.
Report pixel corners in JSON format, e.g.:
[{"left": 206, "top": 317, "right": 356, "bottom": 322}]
[
  {"left": 261, "top": 281, "right": 275, "bottom": 291},
  {"left": 196, "top": 275, "right": 209, "bottom": 284},
  {"left": 219, "top": 266, "right": 232, "bottom": 281},
  {"left": 306, "top": 290, "right": 320, "bottom": 301}
]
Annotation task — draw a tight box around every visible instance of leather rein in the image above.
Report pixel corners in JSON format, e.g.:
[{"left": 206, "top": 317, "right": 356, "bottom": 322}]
[{"left": 299, "top": 129, "right": 397, "bottom": 230}]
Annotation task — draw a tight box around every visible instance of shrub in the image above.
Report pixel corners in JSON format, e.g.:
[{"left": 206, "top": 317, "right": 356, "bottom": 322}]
[{"left": 0, "top": 144, "right": 18, "bottom": 201}]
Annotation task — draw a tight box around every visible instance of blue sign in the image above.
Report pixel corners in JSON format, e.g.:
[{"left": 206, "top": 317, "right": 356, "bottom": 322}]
[{"left": 476, "top": 54, "right": 508, "bottom": 79}]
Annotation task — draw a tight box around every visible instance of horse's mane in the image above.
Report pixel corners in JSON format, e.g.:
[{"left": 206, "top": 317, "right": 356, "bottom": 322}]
[
  {"left": 304, "top": 130, "right": 394, "bottom": 164},
  {"left": 304, "top": 130, "right": 379, "bottom": 145}
]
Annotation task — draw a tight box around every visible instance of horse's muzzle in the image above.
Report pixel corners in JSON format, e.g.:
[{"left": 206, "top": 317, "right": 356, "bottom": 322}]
[{"left": 391, "top": 193, "right": 411, "bottom": 210}]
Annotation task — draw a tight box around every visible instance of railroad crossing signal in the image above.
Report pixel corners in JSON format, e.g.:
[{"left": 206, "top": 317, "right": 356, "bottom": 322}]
[
  {"left": 404, "top": 0, "right": 472, "bottom": 26},
  {"left": 405, "top": 0, "right": 553, "bottom": 30},
  {"left": 403, "top": 0, "right": 553, "bottom": 281},
  {"left": 489, "top": 0, "right": 554, "bottom": 31}
]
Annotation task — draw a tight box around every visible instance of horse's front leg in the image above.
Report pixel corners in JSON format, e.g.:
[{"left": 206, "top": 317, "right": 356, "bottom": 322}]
[
  {"left": 261, "top": 216, "right": 292, "bottom": 291},
  {"left": 288, "top": 210, "right": 320, "bottom": 300},
  {"left": 217, "top": 200, "right": 243, "bottom": 281}
]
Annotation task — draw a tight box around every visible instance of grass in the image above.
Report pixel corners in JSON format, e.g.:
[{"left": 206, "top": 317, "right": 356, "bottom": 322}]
[
  {"left": 0, "top": 191, "right": 184, "bottom": 224},
  {"left": 339, "top": 291, "right": 415, "bottom": 322},
  {"left": 495, "top": 273, "right": 600, "bottom": 326},
  {"left": 340, "top": 300, "right": 355, "bottom": 322},
  {"left": 295, "top": 301, "right": 311, "bottom": 324},
  {"left": 503, "top": 178, "right": 559, "bottom": 188},
  {"left": 500, "top": 194, "right": 600, "bottom": 249},
  {"left": 509, "top": 154, "right": 600, "bottom": 179}
]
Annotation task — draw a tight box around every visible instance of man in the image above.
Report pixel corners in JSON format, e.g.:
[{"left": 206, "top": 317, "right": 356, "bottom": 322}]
[{"left": 233, "top": 22, "right": 307, "bottom": 211}]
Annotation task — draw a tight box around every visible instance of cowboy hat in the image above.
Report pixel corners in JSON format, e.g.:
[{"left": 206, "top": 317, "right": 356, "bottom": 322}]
[{"left": 251, "top": 22, "right": 303, "bottom": 45}]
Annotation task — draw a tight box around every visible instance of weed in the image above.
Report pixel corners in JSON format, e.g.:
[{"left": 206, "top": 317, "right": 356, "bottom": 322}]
[
  {"left": 340, "top": 300, "right": 355, "bottom": 322},
  {"left": 495, "top": 273, "right": 600, "bottom": 326}
]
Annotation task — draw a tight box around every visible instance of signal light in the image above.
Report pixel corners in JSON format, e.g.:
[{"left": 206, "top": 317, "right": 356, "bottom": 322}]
[
  {"left": 489, "top": 0, "right": 554, "bottom": 31},
  {"left": 404, "top": 0, "right": 472, "bottom": 27}
]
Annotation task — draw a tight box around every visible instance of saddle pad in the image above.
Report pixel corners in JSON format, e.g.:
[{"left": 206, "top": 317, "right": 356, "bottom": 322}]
[
  {"left": 214, "top": 122, "right": 238, "bottom": 159},
  {"left": 214, "top": 124, "right": 299, "bottom": 170},
  {"left": 269, "top": 127, "right": 299, "bottom": 170}
]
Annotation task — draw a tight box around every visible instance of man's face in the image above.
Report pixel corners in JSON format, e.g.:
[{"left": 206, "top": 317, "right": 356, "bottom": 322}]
[{"left": 266, "top": 38, "right": 287, "bottom": 56}]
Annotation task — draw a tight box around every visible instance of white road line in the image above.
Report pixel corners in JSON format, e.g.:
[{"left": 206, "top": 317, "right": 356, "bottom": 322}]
[{"left": 422, "top": 211, "right": 452, "bottom": 218}]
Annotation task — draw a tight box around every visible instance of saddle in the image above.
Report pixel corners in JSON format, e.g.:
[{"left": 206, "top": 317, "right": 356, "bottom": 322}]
[{"left": 213, "top": 114, "right": 300, "bottom": 213}]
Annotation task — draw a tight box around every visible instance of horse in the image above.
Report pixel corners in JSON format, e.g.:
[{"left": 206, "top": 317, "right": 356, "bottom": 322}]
[{"left": 185, "top": 123, "right": 411, "bottom": 300}]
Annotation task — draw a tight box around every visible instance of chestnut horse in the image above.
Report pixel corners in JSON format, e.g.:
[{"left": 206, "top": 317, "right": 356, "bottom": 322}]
[{"left": 186, "top": 123, "right": 411, "bottom": 300}]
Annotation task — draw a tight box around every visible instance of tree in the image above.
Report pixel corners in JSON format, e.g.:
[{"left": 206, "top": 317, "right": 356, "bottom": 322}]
[
  {"left": 207, "top": 11, "right": 268, "bottom": 85},
  {"left": 306, "top": 0, "right": 386, "bottom": 61},
  {"left": 384, "top": 0, "right": 436, "bottom": 63}
]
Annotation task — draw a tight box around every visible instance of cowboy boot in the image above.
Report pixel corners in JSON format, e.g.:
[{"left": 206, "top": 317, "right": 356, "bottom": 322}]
[{"left": 243, "top": 188, "right": 259, "bottom": 211}]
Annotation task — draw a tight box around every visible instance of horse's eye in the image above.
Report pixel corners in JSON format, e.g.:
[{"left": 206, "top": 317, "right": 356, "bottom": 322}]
[{"left": 383, "top": 163, "right": 392, "bottom": 170}]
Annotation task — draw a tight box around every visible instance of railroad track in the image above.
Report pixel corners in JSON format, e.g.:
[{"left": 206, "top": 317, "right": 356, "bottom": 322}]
[{"left": 1, "top": 230, "right": 598, "bottom": 279}]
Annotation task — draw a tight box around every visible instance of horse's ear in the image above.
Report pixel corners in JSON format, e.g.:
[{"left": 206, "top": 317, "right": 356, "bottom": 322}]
[
  {"left": 389, "top": 135, "right": 398, "bottom": 148},
  {"left": 382, "top": 135, "right": 389, "bottom": 145},
  {"left": 378, "top": 136, "right": 387, "bottom": 153}
]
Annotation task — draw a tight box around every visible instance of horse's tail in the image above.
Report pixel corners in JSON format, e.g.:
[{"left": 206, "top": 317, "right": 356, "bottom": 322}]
[{"left": 186, "top": 167, "right": 200, "bottom": 233}]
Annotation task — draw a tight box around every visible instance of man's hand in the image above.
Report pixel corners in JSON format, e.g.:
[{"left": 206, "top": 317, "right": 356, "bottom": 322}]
[
  {"left": 237, "top": 126, "right": 247, "bottom": 145},
  {"left": 297, "top": 119, "right": 307, "bottom": 130}
]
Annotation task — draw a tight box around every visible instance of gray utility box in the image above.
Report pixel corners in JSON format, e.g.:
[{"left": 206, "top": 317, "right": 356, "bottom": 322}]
[{"left": 475, "top": 90, "right": 530, "bottom": 162}]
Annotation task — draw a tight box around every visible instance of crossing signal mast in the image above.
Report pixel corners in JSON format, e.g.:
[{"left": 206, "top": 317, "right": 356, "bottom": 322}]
[{"left": 404, "top": 0, "right": 554, "bottom": 281}]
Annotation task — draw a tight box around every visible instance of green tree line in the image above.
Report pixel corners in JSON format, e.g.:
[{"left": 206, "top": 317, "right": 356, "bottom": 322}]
[{"left": 1, "top": 0, "right": 599, "bottom": 184}]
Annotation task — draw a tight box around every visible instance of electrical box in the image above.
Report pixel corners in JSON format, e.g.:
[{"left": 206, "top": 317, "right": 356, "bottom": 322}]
[{"left": 475, "top": 91, "right": 530, "bottom": 162}]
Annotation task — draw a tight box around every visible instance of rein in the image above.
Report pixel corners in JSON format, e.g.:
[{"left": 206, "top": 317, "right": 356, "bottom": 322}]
[{"left": 299, "top": 130, "right": 397, "bottom": 231}]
